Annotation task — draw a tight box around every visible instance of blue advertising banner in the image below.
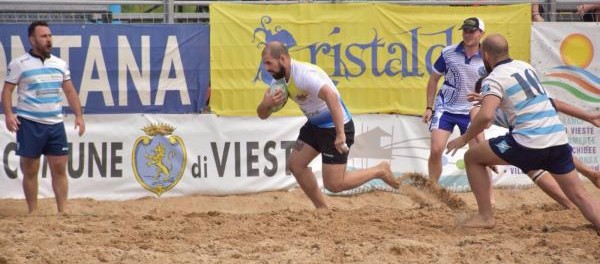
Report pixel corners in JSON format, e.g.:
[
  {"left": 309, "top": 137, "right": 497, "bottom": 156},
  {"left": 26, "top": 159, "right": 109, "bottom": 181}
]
[{"left": 0, "top": 24, "right": 209, "bottom": 113}]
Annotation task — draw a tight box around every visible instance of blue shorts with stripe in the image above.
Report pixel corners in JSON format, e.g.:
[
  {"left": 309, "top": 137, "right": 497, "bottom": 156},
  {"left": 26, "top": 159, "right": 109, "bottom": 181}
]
[
  {"left": 488, "top": 133, "right": 575, "bottom": 175},
  {"left": 429, "top": 111, "right": 470, "bottom": 135},
  {"left": 16, "top": 116, "right": 68, "bottom": 158}
]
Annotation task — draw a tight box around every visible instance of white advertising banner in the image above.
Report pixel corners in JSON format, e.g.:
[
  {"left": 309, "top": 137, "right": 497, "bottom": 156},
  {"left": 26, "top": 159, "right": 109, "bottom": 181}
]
[
  {"left": 0, "top": 114, "right": 531, "bottom": 200},
  {"left": 0, "top": 114, "right": 302, "bottom": 200},
  {"left": 532, "top": 23, "right": 600, "bottom": 173},
  {"left": 340, "top": 115, "right": 532, "bottom": 194}
]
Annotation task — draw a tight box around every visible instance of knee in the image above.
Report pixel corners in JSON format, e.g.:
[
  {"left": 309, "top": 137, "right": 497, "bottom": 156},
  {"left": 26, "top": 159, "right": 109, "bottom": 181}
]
[
  {"left": 324, "top": 181, "right": 345, "bottom": 193},
  {"left": 429, "top": 145, "right": 444, "bottom": 158},
  {"left": 51, "top": 172, "right": 67, "bottom": 179},
  {"left": 50, "top": 168, "right": 67, "bottom": 178},
  {"left": 464, "top": 149, "right": 477, "bottom": 163},
  {"left": 21, "top": 168, "right": 39, "bottom": 179},
  {"left": 287, "top": 163, "right": 305, "bottom": 176},
  {"left": 463, "top": 150, "right": 485, "bottom": 169},
  {"left": 22, "top": 172, "right": 38, "bottom": 180},
  {"left": 566, "top": 188, "right": 587, "bottom": 203}
]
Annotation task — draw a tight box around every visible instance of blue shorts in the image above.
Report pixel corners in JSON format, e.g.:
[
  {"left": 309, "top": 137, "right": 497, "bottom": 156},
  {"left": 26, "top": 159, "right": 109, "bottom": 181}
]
[
  {"left": 429, "top": 111, "right": 470, "bottom": 135},
  {"left": 298, "top": 120, "right": 354, "bottom": 164},
  {"left": 16, "top": 117, "right": 68, "bottom": 158},
  {"left": 489, "top": 133, "right": 575, "bottom": 175}
]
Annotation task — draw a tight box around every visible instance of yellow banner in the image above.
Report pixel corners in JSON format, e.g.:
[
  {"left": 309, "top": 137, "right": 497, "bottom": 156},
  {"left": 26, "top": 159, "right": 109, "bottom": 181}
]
[{"left": 210, "top": 3, "right": 530, "bottom": 116}]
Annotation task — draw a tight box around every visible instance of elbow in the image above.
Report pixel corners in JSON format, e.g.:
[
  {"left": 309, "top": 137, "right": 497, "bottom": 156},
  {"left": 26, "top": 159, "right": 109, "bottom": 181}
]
[
  {"left": 257, "top": 110, "right": 269, "bottom": 120},
  {"left": 481, "top": 114, "right": 494, "bottom": 124}
]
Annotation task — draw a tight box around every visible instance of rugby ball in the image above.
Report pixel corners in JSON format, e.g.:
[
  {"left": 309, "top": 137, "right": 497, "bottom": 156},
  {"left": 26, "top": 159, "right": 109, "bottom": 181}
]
[{"left": 269, "top": 78, "right": 289, "bottom": 113}]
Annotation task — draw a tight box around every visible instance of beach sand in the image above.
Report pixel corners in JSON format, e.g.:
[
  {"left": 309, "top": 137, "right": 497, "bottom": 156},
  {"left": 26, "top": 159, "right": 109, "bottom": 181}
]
[{"left": 1, "top": 175, "right": 599, "bottom": 264}]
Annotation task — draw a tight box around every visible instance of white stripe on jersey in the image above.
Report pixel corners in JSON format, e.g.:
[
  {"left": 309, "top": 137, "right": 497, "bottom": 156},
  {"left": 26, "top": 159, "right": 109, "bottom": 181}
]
[
  {"left": 5, "top": 53, "right": 70, "bottom": 124},
  {"left": 433, "top": 43, "right": 485, "bottom": 115}
]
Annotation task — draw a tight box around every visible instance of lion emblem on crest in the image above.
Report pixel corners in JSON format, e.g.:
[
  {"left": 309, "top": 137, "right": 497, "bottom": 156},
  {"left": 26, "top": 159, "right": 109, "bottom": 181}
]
[{"left": 132, "top": 123, "right": 187, "bottom": 196}]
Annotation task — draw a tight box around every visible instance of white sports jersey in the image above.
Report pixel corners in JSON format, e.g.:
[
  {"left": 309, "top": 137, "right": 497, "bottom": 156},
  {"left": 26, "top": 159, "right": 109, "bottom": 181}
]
[
  {"left": 5, "top": 52, "right": 70, "bottom": 124},
  {"left": 279, "top": 59, "right": 351, "bottom": 128},
  {"left": 432, "top": 42, "right": 485, "bottom": 115},
  {"left": 492, "top": 109, "right": 511, "bottom": 129},
  {"left": 482, "top": 59, "right": 568, "bottom": 148}
]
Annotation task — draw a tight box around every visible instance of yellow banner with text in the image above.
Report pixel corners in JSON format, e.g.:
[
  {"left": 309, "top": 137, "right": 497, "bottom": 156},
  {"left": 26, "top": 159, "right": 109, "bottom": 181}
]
[{"left": 210, "top": 3, "right": 530, "bottom": 116}]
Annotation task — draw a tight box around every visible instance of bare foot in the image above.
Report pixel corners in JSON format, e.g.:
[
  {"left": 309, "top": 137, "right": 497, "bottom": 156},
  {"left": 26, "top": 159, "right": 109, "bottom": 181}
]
[
  {"left": 27, "top": 210, "right": 38, "bottom": 216},
  {"left": 315, "top": 206, "right": 329, "bottom": 211},
  {"left": 377, "top": 161, "right": 400, "bottom": 189},
  {"left": 57, "top": 211, "right": 71, "bottom": 217},
  {"left": 460, "top": 214, "right": 496, "bottom": 229}
]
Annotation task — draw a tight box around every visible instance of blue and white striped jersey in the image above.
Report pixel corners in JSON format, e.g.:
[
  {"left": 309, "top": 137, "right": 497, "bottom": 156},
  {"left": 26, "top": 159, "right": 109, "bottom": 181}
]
[
  {"left": 5, "top": 52, "right": 70, "bottom": 124},
  {"left": 432, "top": 42, "right": 485, "bottom": 115},
  {"left": 482, "top": 59, "right": 568, "bottom": 148},
  {"left": 492, "top": 109, "right": 511, "bottom": 129}
]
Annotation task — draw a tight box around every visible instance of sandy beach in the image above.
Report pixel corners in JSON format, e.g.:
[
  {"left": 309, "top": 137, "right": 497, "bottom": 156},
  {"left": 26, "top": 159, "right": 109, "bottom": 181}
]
[{"left": 1, "top": 174, "right": 599, "bottom": 264}]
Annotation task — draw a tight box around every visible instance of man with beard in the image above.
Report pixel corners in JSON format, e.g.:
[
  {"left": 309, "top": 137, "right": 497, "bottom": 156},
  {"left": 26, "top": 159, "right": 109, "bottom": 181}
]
[
  {"left": 257, "top": 41, "right": 400, "bottom": 209},
  {"left": 446, "top": 34, "right": 600, "bottom": 235},
  {"left": 422, "top": 17, "right": 487, "bottom": 185},
  {"left": 470, "top": 78, "right": 600, "bottom": 210},
  {"left": 2, "top": 21, "right": 85, "bottom": 214}
]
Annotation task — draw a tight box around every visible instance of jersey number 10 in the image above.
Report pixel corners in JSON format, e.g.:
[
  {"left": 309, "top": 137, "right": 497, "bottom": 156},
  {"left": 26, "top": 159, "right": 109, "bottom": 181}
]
[{"left": 510, "top": 69, "right": 546, "bottom": 100}]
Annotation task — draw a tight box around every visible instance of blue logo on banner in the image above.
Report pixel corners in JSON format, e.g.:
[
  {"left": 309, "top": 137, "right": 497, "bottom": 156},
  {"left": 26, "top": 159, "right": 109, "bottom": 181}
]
[
  {"left": 253, "top": 16, "right": 298, "bottom": 85},
  {"left": 251, "top": 16, "right": 455, "bottom": 86}
]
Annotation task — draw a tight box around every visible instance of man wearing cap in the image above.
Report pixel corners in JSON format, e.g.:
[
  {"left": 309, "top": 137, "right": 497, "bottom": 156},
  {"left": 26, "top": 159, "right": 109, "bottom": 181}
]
[
  {"left": 422, "top": 17, "right": 486, "bottom": 185},
  {"left": 446, "top": 33, "right": 600, "bottom": 232}
]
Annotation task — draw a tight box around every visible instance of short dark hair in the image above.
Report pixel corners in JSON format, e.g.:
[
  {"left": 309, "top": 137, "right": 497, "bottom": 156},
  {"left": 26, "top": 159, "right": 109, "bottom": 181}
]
[
  {"left": 28, "top": 21, "right": 49, "bottom": 37},
  {"left": 263, "top": 41, "right": 289, "bottom": 59}
]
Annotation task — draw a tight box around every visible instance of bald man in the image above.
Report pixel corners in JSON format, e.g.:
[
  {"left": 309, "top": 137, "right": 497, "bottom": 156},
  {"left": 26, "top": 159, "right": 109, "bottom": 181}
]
[
  {"left": 257, "top": 41, "right": 400, "bottom": 209},
  {"left": 446, "top": 34, "right": 600, "bottom": 234},
  {"left": 471, "top": 77, "right": 600, "bottom": 210}
]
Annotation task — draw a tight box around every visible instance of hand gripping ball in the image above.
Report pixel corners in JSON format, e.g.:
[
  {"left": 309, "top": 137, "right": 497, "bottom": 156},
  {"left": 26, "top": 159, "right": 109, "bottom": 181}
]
[{"left": 269, "top": 79, "right": 289, "bottom": 113}]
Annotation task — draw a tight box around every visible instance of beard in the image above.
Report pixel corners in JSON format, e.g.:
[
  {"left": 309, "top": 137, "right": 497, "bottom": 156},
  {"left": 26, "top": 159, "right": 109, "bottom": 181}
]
[
  {"left": 484, "top": 59, "right": 492, "bottom": 73},
  {"left": 34, "top": 41, "right": 52, "bottom": 58},
  {"left": 270, "top": 62, "right": 286, "bottom": 80}
]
